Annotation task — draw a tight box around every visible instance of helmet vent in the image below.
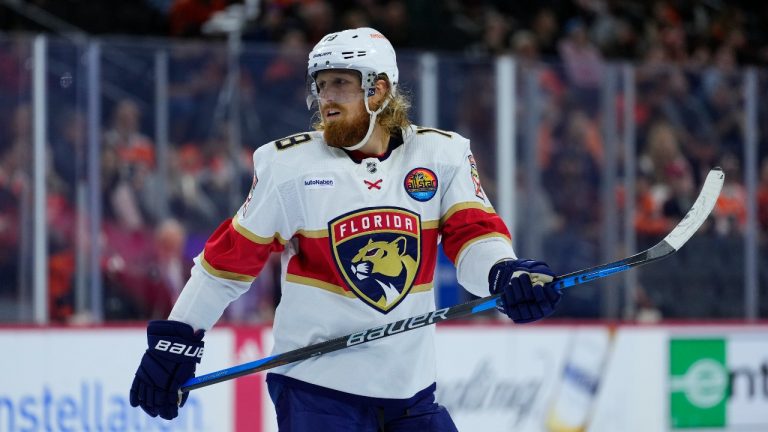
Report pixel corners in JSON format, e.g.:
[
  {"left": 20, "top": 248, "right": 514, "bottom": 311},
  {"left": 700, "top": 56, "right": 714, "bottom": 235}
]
[{"left": 341, "top": 51, "right": 368, "bottom": 59}]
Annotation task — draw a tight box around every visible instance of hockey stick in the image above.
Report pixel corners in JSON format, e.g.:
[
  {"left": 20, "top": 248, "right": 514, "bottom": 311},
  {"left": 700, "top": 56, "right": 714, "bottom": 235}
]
[{"left": 180, "top": 167, "right": 724, "bottom": 393}]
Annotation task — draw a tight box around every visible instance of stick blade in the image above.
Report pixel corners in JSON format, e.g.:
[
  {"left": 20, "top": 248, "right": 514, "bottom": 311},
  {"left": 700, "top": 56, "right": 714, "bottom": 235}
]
[{"left": 662, "top": 167, "right": 724, "bottom": 250}]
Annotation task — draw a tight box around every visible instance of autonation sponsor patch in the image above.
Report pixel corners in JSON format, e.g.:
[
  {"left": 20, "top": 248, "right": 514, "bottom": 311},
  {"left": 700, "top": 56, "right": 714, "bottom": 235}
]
[
  {"left": 303, "top": 177, "right": 335, "bottom": 189},
  {"left": 669, "top": 335, "right": 768, "bottom": 430}
]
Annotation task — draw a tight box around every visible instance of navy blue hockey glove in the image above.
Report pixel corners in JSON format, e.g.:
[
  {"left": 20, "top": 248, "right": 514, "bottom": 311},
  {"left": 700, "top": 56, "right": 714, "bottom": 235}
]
[
  {"left": 489, "top": 259, "right": 561, "bottom": 323},
  {"left": 130, "top": 320, "right": 205, "bottom": 420}
]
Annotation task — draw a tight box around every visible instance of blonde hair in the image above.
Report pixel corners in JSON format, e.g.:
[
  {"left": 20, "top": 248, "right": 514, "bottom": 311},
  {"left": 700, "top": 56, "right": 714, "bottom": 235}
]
[{"left": 312, "top": 74, "right": 412, "bottom": 133}]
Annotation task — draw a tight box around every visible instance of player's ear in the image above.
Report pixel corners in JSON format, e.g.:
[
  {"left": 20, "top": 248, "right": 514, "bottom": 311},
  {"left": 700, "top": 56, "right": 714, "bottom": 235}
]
[
  {"left": 369, "top": 78, "right": 390, "bottom": 109},
  {"left": 373, "top": 77, "right": 390, "bottom": 100},
  {"left": 375, "top": 77, "right": 390, "bottom": 95}
]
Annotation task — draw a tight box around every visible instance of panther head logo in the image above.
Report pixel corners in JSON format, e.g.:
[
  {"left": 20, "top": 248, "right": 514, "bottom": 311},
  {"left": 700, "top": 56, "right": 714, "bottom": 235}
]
[
  {"left": 350, "top": 237, "right": 418, "bottom": 308},
  {"left": 329, "top": 208, "right": 422, "bottom": 313}
]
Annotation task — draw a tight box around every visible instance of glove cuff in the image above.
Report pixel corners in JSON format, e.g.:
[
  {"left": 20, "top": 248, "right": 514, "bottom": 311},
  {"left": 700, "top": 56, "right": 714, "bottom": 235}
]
[{"left": 488, "top": 259, "right": 521, "bottom": 294}]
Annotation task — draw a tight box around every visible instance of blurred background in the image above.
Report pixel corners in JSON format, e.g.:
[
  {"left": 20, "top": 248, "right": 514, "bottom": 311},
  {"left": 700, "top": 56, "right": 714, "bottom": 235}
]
[{"left": 1, "top": 0, "right": 767, "bottom": 326}]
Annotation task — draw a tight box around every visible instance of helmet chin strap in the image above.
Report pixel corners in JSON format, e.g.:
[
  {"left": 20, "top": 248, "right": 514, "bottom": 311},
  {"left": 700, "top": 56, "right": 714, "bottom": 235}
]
[{"left": 342, "top": 96, "right": 391, "bottom": 151}]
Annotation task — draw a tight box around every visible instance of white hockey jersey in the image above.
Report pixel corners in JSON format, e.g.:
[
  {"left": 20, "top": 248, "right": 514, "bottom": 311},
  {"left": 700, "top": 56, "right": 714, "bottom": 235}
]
[{"left": 169, "top": 125, "right": 516, "bottom": 399}]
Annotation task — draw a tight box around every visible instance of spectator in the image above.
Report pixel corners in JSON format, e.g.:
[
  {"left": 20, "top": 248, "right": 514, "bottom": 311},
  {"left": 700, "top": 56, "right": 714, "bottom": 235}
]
[
  {"left": 102, "top": 99, "right": 157, "bottom": 231},
  {"left": 511, "top": 30, "right": 539, "bottom": 65},
  {"left": 168, "top": 46, "right": 227, "bottom": 144},
  {"left": 51, "top": 109, "right": 87, "bottom": 201},
  {"left": 169, "top": 0, "right": 228, "bottom": 37},
  {"left": 661, "top": 159, "right": 696, "bottom": 221},
  {"left": 100, "top": 218, "right": 190, "bottom": 320},
  {"left": 167, "top": 143, "right": 221, "bottom": 233},
  {"left": 1, "top": 103, "right": 32, "bottom": 184},
  {"left": 558, "top": 18, "right": 605, "bottom": 89},
  {"left": 702, "top": 51, "right": 744, "bottom": 159},
  {"left": 531, "top": 8, "right": 560, "bottom": 59},
  {"left": 467, "top": 8, "right": 510, "bottom": 56},
  {"left": 713, "top": 152, "right": 747, "bottom": 236},
  {"left": 340, "top": 7, "right": 371, "bottom": 30},
  {"left": 0, "top": 176, "right": 20, "bottom": 298},
  {"left": 298, "top": 1, "right": 335, "bottom": 44},
  {"left": 640, "top": 120, "right": 689, "bottom": 188},
  {"left": 257, "top": 28, "right": 309, "bottom": 138},
  {"left": 0, "top": 38, "right": 31, "bottom": 112},
  {"left": 544, "top": 109, "right": 602, "bottom": 233},
  {"left": 758, "top": 157, "right": 768, "bottom": 235},
  {"left": 0, "top": 105, "right": 29, "bottom": 299},
  {"left": 372, "top": 0, "right": 411, "bottom": 48},
  {"left": 634, "top": 172, "right": 672, "bottom": 241},
  {"left": 152, "top": 218, "right": 190, "bottom": 305},
  {"left": 656, "top": 70, "right": 715, "bottom": 175},
  {"left": 599, "top": 17, "right": 640, "bottom": 60},
  {"left": 558, "top": 18, "right": 605, "bottom": 115}
]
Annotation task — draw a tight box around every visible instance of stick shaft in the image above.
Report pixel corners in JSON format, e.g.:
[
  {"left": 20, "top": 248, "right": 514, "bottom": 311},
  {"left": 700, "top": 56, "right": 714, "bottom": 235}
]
[{"left": 180, "top": 240, "right": 672, "bottom": 392}]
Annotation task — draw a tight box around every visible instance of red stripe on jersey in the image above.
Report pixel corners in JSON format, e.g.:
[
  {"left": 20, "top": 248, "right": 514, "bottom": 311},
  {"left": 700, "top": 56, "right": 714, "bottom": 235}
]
[
  {"left": 440, "top": 208, "right": 511, "bottom": 264},
  {"left": 287, "top": 228, "right": 440, "bottom": 291},
  {"left": 204, "top": 219, "right": 285, "bottom": 278},
  {"left": 287, "top": 235, "right": 346, "bottom": 290},
  {"left": 415, "top": 228, "right": 438, "bottom": 286}
]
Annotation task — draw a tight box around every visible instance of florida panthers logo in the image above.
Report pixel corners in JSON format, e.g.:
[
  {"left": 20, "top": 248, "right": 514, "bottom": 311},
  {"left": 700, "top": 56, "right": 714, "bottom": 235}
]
[{"left": 329, "top": 208, "right": 421, "bottom": 313}]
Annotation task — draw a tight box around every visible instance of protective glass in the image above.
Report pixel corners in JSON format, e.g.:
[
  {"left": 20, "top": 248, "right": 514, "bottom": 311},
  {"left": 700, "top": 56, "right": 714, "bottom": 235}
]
[{"left": 305, "top": 73, "right": 365, "bottom": 108}]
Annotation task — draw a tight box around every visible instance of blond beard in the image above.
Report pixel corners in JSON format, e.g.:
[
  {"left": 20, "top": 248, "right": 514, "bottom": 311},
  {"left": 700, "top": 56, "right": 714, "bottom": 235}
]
[{"left": 322, "top": 100, "right": 382, "bottom": 149}]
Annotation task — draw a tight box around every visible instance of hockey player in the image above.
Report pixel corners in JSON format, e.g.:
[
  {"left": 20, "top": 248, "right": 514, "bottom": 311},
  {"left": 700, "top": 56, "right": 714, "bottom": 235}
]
[{"left": 130, "top": 27, "right": 563, "bottom": 431}]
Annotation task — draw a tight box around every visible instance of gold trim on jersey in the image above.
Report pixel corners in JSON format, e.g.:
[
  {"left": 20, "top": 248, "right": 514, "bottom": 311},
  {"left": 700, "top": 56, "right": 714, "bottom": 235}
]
[
  {"left": 286, "top": 274, "right": 434, "bottom": 297},
  {"left": 440, "top": 202, "right": 497, "bottom": 225},
  {"left": 200, "top": 252, "right": 256, "bottom": 283},
  {"left": 232, "top": 217, "right": 288, "bottom": 245},
  {"left": 412, "top": 283, "right": 434, "bottom": 293},
  {"left": 296, "top": 228, "right": 328, "bottom": 238},
  {"left": 422, "top": 220, "right": 439, "bottom": 230},
  {"left": 286, "top": 274, "right": 357, "bottom": 297},
  {"left": 455, "top": 233, "right": 512, "bottom": 262}
]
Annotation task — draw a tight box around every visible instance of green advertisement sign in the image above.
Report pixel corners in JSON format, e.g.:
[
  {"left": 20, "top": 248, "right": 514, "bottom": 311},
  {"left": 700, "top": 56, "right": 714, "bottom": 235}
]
[{"left": 669, "top": 338, "right": 728, "bottom": 428}]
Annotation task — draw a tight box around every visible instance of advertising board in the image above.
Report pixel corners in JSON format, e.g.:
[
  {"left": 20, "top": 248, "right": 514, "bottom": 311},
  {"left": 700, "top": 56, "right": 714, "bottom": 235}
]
[{"left": 0, "top": 329, "right": 234, "bottom": 432}]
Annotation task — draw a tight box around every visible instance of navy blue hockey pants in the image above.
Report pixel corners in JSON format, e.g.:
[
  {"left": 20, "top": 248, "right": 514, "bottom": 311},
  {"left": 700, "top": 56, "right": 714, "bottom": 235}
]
[{"left": 267, "top": 373, "right": 458, "bottom": 432}]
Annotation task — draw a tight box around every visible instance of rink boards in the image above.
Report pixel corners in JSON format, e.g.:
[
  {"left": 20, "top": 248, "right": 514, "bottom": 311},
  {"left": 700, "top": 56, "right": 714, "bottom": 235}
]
[{"left": 1, "top": 324, "right": 766, "bottom": 432}]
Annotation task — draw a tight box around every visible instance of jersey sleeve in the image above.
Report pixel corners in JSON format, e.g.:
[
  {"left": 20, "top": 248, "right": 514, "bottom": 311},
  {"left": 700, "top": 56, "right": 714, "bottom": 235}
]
[
  {"left": 439, "top": 140, "right": 516, "bottom": 297},
  {"left": 169, "top": 146, "right": 293, "bottom": 330}
]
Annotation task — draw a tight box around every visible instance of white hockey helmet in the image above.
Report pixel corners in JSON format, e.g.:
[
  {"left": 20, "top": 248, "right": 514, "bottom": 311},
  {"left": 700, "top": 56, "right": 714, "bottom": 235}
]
[{"left": 306, "top": 27, "right": 399, "bottom": 109}]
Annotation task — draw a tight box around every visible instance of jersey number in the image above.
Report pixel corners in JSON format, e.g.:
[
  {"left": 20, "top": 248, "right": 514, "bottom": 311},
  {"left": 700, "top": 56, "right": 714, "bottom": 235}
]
[{"left": 275, "top": 133, "right": 311, "bottom": 150}]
